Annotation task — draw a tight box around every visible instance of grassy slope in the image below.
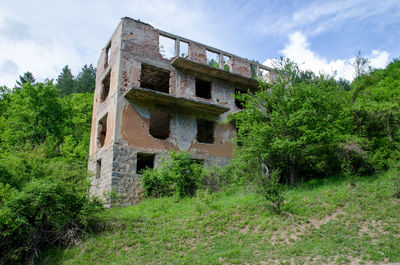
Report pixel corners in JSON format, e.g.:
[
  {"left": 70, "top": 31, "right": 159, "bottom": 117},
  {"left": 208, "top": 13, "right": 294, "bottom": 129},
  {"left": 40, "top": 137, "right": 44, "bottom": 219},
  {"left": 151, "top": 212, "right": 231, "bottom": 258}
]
[{"left": 41, "top": 171, "right": 400, "bottom": 265}]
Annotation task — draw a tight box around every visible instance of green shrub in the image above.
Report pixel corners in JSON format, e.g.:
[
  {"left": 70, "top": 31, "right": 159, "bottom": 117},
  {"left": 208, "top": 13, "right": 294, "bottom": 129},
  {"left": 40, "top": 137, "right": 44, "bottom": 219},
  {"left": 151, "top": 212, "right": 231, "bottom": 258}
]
[
  {"left": 0, "top": 178, "right": 103, "bottom": 265},
  {"left": 141, "top": 151, "right": 203, "bottom": 198},
  {"left": 351, "top": 59, "right": 400, "bottom": 170},
  {"left": 256, "top": 168, "right": 285, "bottom": 214},
  {"left": 0, "top": 145, "right": 102, "bottom": 265},
  {"left": 229, "top": 58, "right": 372, "bottom": 184},
  {"left": 0, "top": 79, "right": 100, "bottom": 264}
]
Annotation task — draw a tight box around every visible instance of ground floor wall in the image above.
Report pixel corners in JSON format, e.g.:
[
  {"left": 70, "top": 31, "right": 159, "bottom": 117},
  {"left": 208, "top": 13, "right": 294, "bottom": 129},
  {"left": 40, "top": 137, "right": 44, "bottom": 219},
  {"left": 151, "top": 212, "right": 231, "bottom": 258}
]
[{"left": 89, "top": 143, "right": 231, "bottom": 206}]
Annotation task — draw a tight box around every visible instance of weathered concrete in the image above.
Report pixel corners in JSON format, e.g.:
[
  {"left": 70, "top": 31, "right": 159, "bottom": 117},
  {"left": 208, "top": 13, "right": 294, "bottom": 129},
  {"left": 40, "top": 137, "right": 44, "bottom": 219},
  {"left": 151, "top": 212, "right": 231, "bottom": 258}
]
[{"left": 89, "top": 17, "right": 275, "bottom": 205}]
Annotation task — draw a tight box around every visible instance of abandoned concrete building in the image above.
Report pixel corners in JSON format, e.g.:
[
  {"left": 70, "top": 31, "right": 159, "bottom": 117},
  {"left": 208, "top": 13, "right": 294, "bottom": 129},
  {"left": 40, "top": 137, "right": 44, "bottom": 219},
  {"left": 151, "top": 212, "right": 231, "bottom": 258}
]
[{"left": 88, "top": 17, "right": 274, "bottom": 204}]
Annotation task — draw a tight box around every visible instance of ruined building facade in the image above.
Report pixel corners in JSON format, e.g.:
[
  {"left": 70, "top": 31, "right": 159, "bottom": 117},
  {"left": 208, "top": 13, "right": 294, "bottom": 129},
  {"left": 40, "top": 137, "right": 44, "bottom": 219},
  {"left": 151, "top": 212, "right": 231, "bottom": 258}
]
[{"left": 89, "top": 17, "right": 273, "bottom": 205}]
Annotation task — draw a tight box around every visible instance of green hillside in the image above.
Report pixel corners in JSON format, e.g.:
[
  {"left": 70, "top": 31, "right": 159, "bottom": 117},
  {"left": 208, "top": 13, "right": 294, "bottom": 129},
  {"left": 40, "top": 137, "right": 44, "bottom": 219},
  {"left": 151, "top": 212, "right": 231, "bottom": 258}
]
[{"left": 41, "top": 171, "right": 400, "bottom": 264}]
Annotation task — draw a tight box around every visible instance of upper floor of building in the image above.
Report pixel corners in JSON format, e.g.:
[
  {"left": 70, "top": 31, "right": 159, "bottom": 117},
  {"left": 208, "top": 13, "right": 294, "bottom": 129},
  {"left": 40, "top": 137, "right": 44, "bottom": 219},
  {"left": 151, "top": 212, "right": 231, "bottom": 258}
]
[{"left": 94, "top": 17, "right": 275, "bottom": 113}]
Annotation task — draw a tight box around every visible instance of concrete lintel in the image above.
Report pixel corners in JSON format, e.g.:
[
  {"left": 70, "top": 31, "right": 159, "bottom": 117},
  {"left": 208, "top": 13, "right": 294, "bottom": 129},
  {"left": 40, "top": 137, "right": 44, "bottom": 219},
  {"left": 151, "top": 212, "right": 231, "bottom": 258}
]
[
  {"left": 125, "top": 87, "right": 229, "bottom": 115},
  {"left": 171, "top": 57, "right": 259, "bottom": 90}
]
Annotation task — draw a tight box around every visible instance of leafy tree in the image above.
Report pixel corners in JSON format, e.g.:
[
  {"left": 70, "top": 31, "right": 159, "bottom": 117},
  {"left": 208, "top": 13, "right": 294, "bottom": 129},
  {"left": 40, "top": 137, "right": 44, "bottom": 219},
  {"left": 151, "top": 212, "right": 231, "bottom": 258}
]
[
  {"left": 0, "top": 82, "right": 63, "bottom": 150},
  {"left": 0, "top": 86, "right": 11, "bottom": 115},
  {"left": 0, "top": 77, "right": 99, "bottom": 264},
  {"left": 15, "top": 71, "right": 35, "bottom": 89},
  {"left": 0, "top": 85, "right": 11, "bottom": 98},
  {"left": 59, "top": 92, "right": 94, "bottom": 163},
  {"left": 75, "top": 64, "right": 96, "bottom": 93},
  {"left": 352, "top": 51, "right": 371, "bottom": 78},
  {"left": 57, "top": 65, "right": 75, "bottom": 96},
  {"left": 351, "top": 59, "right": 400, "bottom": 169},
  {"left": 337, "top": 78, "right": 351, "bottom": 91},
  {"left": 207, "top": 58, "right": 219, "bottom": 68},
  {"left": 229, "top": 58, "right": 366, "bottom": 184}
]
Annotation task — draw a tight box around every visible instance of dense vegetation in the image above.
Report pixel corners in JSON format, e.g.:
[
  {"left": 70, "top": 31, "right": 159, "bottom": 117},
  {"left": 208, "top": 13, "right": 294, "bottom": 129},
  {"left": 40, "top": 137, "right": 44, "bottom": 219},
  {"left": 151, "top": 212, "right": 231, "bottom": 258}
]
[
  {"left": 230, "top": 58, "right": 400, "bottom": 186},
  {"left": 0, "top": 65, "right": 103, "bottom": 265}
]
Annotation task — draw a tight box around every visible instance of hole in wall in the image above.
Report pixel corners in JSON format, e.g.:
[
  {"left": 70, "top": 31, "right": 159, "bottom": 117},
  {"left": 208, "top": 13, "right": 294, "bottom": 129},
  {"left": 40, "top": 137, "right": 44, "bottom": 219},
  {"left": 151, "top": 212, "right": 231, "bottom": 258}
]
[
  {"left": 104, "top": 42, "right": 111, "bottom": 68},
  {"left": 234, "top": 89, "right": 244, "bottom": 109},
  {"left": 97, "top": 113, "right": 108, "bottom": 149},
  {"left": 96, "top": 159, "right": 102, "bottom": 179},
  {"left": 159, "top": 35, "right": 175, "bottom": 59},
  {"left": 179, "top": 41, "right": 188, "bottom": 58},
  {"left": 196, "top": 119, "right": 214, "bottom": 144},
  {"left": 250, "top": 63, "right": 257, "bottom": 79},
  {"left": 195, "top": 78, "right": 211, "bottom": 99},
  {"left": 206, "top": 50, "right": 220, "bottom": 68},
  {"left": 223, "top": 55, "right": 231, "bottom": 71},
  {"left": 140, "top": 63, "right": 170, "bottom": 93},
  {"left": 149, "top": 110, "right": 170, "bottom": 139},
  {"left": 100, "top": 70, "right": 111, "bottom": 102},
  {"left": 259, "top": 68, "right": 271, "bottom": 82},
  {"left": 137, "top": 153, "right": 155, "bottom": 173}
]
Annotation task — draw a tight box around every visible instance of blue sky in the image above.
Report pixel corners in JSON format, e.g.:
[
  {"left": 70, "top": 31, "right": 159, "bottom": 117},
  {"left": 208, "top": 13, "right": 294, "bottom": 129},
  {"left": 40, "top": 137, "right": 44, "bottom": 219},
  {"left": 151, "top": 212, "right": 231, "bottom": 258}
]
[{"left": 0, "top": 0, "right": 399, "bottom": 87}]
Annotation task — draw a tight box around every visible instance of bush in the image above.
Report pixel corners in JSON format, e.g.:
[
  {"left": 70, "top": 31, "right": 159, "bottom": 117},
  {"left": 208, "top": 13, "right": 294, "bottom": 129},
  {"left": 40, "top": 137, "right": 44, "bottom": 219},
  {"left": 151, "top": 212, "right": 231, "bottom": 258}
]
[
  {"left": 0, "top": 80, "right": 100, "bottom": 264},
  {"left": 0, "top": 179, "right": 103, "bottom": 265},
  {"left": 229, "top": 58, "right": 372, "bottom": 184},
  {"left": 0, "top": 147, "right": 103, "bottom": 265},
  {"left": 350, "top": 59, "right": 400, "bottom": 170},
  {"left": 141, "top": 151, "right": 203, "bottom": 198},
  {"left": 256, "top": 168, "right": 285, "bottom": 214}
]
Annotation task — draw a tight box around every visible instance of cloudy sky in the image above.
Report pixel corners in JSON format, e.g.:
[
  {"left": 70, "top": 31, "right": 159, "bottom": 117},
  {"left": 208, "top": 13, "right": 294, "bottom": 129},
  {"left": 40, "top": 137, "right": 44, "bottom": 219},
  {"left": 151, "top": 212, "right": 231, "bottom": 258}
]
[{"left": 0, "top": 0, "right": 399, "bottom": 87}]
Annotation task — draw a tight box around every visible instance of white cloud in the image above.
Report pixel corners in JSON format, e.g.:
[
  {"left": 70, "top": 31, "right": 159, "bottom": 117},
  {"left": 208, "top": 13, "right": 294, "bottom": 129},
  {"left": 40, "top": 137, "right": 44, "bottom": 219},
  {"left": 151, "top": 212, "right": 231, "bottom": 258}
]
[
  {"left": 369, "top": 50, "right": 390, "bottom": 69},
  {"left": 264, "top": 32, "right": 390, "bottom": 81}
]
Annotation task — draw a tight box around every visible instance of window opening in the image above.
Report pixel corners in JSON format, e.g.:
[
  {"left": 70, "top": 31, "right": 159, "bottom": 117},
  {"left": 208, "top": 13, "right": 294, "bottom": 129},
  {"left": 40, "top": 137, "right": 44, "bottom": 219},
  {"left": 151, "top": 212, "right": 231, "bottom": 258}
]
[
  {"left": 96, "top": 159, "right": 102, "bottom": 179},
  {"left": 196, "top": 119, "right": 214, "bottom": 144},
  {"left": 137, "top": 153, "right": 155, "bottom": 173},
  {"left": 223, "top": 55, "right": 231, "bottom": 72},
  {"left": 234, "top": 89, "right": 244, "bottom": 109},
  {"left": 104, "top": 42, "right": 111, "bottom": 68},
  {"left": 259, "top": 68, "right": 271, "bottom": 82},
  {"left": 100, "top": 70, "right": 111, "bottom": 102},
  {"left": 140, "top": 63, "right": 170, "bottom": 93},
  {"left": 149, "top": 110, "right": 170, "bottom": 139},
  {"left": 179, "top": 41, "right": 189, "bottom": 58},
  {"left": 97, "top": 113, "right": 108, "bottom": 148},
  {"left": 206, "top": 50, "right": 220, "bottom": 68},
  {"left": 159, "top": 35, "right": 175, "bottom": 59},
  {"left": 195, "top": 78, "right": 211, "bottom": 99},
  {"left": 250, "top": 63, "right": 258, "bottom": 79}
]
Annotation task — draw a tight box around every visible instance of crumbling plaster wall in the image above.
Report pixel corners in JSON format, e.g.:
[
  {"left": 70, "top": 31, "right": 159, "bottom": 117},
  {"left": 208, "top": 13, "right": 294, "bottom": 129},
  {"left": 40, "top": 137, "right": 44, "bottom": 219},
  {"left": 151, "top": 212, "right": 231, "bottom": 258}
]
[
  {"left": 88, "top": 145, "right": 113, "bottom": 200},
  {"left": 89, "top": 17, "right": 264, "bottom": 205},
  {"left": 89, "top": 21, "right": 123, "bottom": 201},
  {"left": 89, "top": 22, "right": 123, "bottom": 156}
]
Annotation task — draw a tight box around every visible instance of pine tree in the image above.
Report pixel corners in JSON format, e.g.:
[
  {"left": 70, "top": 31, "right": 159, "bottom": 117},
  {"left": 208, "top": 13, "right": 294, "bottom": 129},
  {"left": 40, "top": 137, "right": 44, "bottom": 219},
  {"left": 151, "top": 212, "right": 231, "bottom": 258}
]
[
  {"left": 15, "top": 72, "right": 35, "bottom": 88},
  {"left": 75, "top": 64, "right": 96, "bottom": 93},
  {"left": 57, "top": 65, "right": 75, "bottom": 96}
]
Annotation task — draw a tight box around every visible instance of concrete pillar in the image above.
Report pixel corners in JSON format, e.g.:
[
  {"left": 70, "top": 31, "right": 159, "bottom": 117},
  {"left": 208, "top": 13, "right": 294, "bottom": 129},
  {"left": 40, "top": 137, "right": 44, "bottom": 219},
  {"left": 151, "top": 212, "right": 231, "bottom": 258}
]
[{"left": 175, "top": 38, "right": 180, "bottom": 57}]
